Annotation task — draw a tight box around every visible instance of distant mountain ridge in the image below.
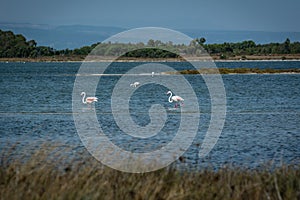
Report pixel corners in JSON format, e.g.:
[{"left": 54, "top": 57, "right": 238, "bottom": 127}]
[
  {"left": 0, "top": 22, "right": 125, "bottom": 49},
  {"left": 181, "top": 29, "right": 300, "bottom": 45},
  {"left": 1, "top": 22, "right": 300, "bottom": 50}
]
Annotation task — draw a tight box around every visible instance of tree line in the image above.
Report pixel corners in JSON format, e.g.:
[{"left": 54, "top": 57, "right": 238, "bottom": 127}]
[
  {"left": 203, "top": 38, "right": 300, "bottom": 58},
  {"left": 1, "top": 29, "right": 300, "bottom": 59}
]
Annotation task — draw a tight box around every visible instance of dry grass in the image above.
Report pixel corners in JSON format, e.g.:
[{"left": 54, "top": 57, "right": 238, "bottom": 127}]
[{"left": 0, "top": 145, "right": 299, "bottom": 200}]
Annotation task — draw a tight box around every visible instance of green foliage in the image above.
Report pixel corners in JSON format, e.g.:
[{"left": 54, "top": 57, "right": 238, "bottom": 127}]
[
  {"left": 73, "top": 46, "right": 93, "bottom": 55},
  {"left": 220, "top": 54, "right": 227, "bottom": 59},
  {"left": 203, "top": 38, "right": 300, "bottom": 57},
  {"left": 122, "top": 48, "right": 178, "bottom": 58},
  {"left": 1, "top": 29, "right": 300, "bottom": 59},
  {"left": 0, "top": 30, "right": 37, "bottom": 58}
]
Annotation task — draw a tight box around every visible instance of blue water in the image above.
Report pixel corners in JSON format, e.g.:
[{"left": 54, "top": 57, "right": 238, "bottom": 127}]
[{"left": 0, "top": 61, "right": 299, "bottom": 170}]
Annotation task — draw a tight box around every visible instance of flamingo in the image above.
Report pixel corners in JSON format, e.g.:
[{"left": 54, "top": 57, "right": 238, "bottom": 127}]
[
  {"left": 81, "top": 92, "right": 98, "bottom": 105},
  {"left": 167, "top": 91, "right": 184, "bottom": 108},
  {"left": 130, "top": 82, "right": 140, "bottom": 87}
]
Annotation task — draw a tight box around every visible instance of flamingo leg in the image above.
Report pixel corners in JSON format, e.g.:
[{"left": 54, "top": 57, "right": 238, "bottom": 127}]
[{"left": 88, "top": 103, "right": 94, "bottom": 110}]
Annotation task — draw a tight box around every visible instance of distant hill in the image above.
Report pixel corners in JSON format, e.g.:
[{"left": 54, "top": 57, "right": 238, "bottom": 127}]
[
  {"left": 180, "top": 29, "right": 300, "bottom": 45},
  {"left": 0, "top": 22, "right": 125, "bottom": 49},
  {"left": 1, "top": 22, "right": 300, "bottom": 50}
]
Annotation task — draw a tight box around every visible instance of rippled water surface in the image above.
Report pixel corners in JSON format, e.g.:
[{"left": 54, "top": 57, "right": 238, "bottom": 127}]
[{"left": 0, "top": 61, "right": 299, "bottom": 169}]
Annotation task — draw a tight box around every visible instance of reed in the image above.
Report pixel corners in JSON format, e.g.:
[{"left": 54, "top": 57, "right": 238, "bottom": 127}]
[{"left": 0, "top": 145, "right": 299, "bottom": 200}]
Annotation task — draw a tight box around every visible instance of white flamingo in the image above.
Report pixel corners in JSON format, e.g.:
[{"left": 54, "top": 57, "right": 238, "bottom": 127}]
[
  {"left": 130, "top": 82, "right": 140, "bottom": 87},
  {"left": 81, "top": 92, "right": 98, "bottom": 105},
  {"left": 167, "top": 91, "right": 184, "bottom": 108}
]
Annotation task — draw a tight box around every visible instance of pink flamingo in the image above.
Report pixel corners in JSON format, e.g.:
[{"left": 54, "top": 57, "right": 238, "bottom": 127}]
[
  {"left": 81, "top": 92, "right": 98, "bottom": 105},
  {"left": 167, "top": 91, "right": 184, "bottom": 108}
]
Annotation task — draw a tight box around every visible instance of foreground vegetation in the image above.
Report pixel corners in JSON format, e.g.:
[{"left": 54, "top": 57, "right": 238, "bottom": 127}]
[
  {"left": 1, "top": 29, "right": 300, "bottom": 61},
  {"left": 1, "top": 146, "right": 299, "bottom": 200}
]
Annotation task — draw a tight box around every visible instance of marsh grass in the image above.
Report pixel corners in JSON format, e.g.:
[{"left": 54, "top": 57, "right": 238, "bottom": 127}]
[
  {"left": 0, "top": 145, "right": 299, "bottom": 200},
  {"left": 174, "top": 68, "right": 300, "bottom": 75}
]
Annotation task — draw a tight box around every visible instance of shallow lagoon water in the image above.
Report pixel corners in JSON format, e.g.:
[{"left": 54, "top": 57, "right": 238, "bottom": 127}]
[{"left": 0, "top": 61, "right": 299, "bottom": 170}]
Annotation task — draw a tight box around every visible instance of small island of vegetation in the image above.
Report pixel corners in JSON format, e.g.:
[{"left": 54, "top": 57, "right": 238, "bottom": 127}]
[{"left": 168, "top": 68, "right": 300, "bottom": 75}]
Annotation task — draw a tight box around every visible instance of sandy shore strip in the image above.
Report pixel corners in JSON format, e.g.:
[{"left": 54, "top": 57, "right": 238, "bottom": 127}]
[{"left": 1, "top": 54, "right": 300, "bottom": 62}]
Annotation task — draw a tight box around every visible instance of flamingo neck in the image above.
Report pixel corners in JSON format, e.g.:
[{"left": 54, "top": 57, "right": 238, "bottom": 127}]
[
  {"left": 168, "top": 92, "right": 173, "bottom": 103},
  {"left": 82, "top": 93, "right": 87, "bottom": 104}
]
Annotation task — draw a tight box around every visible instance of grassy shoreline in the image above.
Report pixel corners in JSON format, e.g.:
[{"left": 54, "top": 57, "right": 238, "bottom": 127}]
[
  {"left": 1, "top": 54, "right": 300, "bottom": 62},
  {"left": 1, "top": 147, "right": 299, "bottom": 200},
  {"left": 171, "top": 68, "right": 300, "bottom": 75},
  {"left": 1, "top": 56, "right": 300, "bottom": 75}
]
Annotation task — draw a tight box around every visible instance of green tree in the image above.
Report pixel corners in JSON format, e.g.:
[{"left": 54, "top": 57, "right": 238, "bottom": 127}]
[
  {"left": 196, "top": 37, "right": 206, "bottom": 45},
  {"left": 147, "top": 39, "right": 155, "bottom": 47},
  {"left": 283, "top": 38, "right": 291, "bottom": 54}
]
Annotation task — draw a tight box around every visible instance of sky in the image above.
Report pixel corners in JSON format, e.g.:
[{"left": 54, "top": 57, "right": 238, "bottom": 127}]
[{"left": 1, "top": 0, "right": 300, "bottom": 32}]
